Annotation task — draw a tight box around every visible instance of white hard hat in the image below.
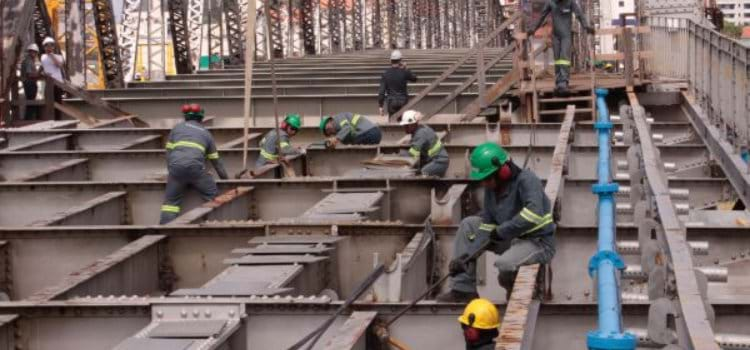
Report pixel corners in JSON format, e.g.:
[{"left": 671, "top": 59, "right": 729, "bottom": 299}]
[
  {"left": 399, "top": 110, "right": 422, "bottom": 125},
  {"left": 27, "top": 43, "right": 39, "bottom": 52},
  {"left": 390, "top": 50, "right": 402, "bottom": 61},
  {"left": 42, "top": 37, "right": 56, "bottom": 46}
]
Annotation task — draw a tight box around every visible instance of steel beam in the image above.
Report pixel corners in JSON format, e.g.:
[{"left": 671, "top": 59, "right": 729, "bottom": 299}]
[
  {"left": 91, "top": 0, "right": 125, "bottom": 87},
  {"left": 168, "top": 0, "right": 193, "bottom": 74}
]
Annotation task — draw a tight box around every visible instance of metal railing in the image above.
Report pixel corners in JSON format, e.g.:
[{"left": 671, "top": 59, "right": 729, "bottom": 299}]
[{"left": 645, "top": 17, "right": 750, "bottom": 154}]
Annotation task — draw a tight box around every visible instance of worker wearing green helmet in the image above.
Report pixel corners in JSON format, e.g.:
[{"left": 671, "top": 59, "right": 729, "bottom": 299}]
[
  {"left": 319, "top": 112, "right": 381, "bottom": 148},
  {"left": 437, "top": 142, "right": 556, "bottom": 303},
  {"left": 255, "top": 113, "right": 305, "bottom": 169}
]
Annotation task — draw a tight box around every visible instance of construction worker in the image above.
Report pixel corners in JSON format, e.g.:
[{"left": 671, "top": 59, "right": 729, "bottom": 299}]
[
  {"left": 458, "top": 299, "right": 501, "bottom": 350},
  {"left": 399, "top": 110, "right": 449, "bottom": 177},
  {"left": 378, "top": 50, "right": 417, "bottom": 118},
  {"left": 255, "top": 114, "right": 304, "bottom": 168},
  {"left": 160, "top": 104, "right": 229, "bottom": 224},
  {"left": 319, "top": 112, "right": 382, "bottom": 148},
  {"left": 526, "top": 0, "right": 595, "bottom": 95},
  {"left": 437, "top": 142, "right": 555, "bottom": 302},
  {"left": 21, "top": 43, "right": 41, "bottom": 120}
]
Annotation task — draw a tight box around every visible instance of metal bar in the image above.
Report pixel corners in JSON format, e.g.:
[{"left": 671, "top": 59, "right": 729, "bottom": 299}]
[
  {"left": 91, "top": 0, "right": 125, "bottom": 87},
  {"left": 168, "top": 0, "right": 193, "bottom": 74},
  {"left": 459, "top": 67, "right": 520, "bottom": 121},
  {"left": 496, "top": 105, "right": 576, "bottom": 350}
]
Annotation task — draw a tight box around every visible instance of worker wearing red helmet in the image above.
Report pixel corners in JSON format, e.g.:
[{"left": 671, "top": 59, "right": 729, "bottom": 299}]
[{"left": 159, "top": 103, "right": 229, "bottom": 224}]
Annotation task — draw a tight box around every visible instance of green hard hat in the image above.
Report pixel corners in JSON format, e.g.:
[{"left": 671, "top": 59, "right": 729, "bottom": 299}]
[
  {"left": 469, "top": 142, "right": 509, "bottom": 180},
  {"left": 285, "top": 114, "right": 302, "bottom": 129},
  {"left": 319, "top": 116, "right": 332, "bottom": 133}
]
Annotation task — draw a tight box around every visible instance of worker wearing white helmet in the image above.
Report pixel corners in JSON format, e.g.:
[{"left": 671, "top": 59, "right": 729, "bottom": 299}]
[
  {"left": 399, "top": 110, "right": 449, "bottom": 177},
  {"left": 378, "top": 50, "right": 417, "bottom": 118},
  {"left": 40, "top": 36, "right": 64, "bottom": 82},
  {"left": 21, "top": 43, "right": 42, "bottom": 119}
]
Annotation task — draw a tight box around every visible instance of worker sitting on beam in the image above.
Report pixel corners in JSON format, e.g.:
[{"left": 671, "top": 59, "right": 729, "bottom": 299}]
[
  {"left": 437, "top": 142, "right": 556, "bottom": 302},
  {"left": 399, "top": 110, "right": 449, "bottom": 177},
  {"left": 319, "top": 112, "right": 382, "bottom": 148},
  {"left": 159, "top": 104, "right": 229, "bottom": 224},
  {"left": 255, "top": 114, "right": 304, "bottom": 169},
  {"left": 459, "top": 298, "right": 501, "bottom": 350},
  {"left": 527, "top": 0, "right": 595, "bottom": 96}
]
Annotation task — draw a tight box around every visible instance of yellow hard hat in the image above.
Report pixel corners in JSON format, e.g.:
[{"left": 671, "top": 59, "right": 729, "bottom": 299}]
[{"left": 458, "top": 298, "right": 500, "bottom": 330}]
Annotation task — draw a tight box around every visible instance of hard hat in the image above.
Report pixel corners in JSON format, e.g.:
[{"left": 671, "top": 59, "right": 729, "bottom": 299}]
[
  {"left": 319, "top": 116, "right": 332, "bottom": 133},
  {"left": 399, "top": 110, "right": 421, "bottom": 126},
  {"left": 27, "top": 44, "right": 39, "bottom": 52},
  {"left": 604, "top": 63, "right": 614, "bottom": 69},
  {"left": 42, "top": 37, "right": 56, "bottom": 46},
  {"left": 458, "top": 298, "right": 500, "bottom": 330},
  {"left": 285, "top": 114, "right": 302, "bottom": 129},
  {"left": 390, "top": 50, "right": 402, "bottom": 61},
  {"left": 469, "top": 142, "right": 509, "bottom": 180},
  {"left": 181, "top": 103, "right": 204, "bottom": 120}
]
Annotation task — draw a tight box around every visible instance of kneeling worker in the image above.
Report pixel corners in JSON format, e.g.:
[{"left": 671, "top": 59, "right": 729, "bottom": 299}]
[
  {"left": 256, "top": 114, "right": 304, "bottom": 168},
  {"left": 437, "top": 142, "right": 556, "bottom": 302},
  {"left": 459, "top": 298, "right": 500, "bottom": 350},
  {"left": 160, "top": 104, "right": 229, "bottom": 224},
  {"left": 399, "top": 110, "right": 449, "bottom": 177},
  {"left": 319, "top": 112, "right": 382, "bottom": 148}
]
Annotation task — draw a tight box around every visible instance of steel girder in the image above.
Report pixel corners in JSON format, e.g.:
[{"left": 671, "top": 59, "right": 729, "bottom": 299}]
[
  {"left": 370, "top": 0, "right": 382, "bottom": 48},
  {"left": 301, "top": 0, "right": 316, "bottom": 54},
  {"left": 90, "top": 0, "right": 124, "bottom": 87},
  {"left": 64, "top": 0, "right": 86, "bottom": 87},
  {"left": 329, "top": 0, "right": 343, "bottom": 53},
  {"left": 119, "top": 0, "right": 141, "bottom": 81},
  {"left": 32, "top": 0, "right": 57, "bottom": 52},
  {"left": 352, "top": 0, "right": 363, "bottom": 50},
  {"left": 207, "top": 0, "right": 225, "bottom": 68},
  {"left": 223, "top": 0, "right": 245, "bottom": 65},
  {"left": 187, "top": 0, "right": 204, "bottom": 69},
  {"left": 167, "top": 0, "right": 193, "bottom": 74},
  {"left": 143, "top": 0, "right": 167, "bottom": 80}
]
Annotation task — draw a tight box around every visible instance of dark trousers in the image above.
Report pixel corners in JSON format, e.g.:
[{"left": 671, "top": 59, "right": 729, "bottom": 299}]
[
  {"left": 352, "top": 128, "right": 382, "bottom": 145},
  {"left": 386, "top": 96, "right": 408, "bottom": 116},
  {"left": 22, "top": 81, "right": 38, "bottom": 120},
  {"left": 159, "top": 163, "right": 219, "bottom": 224}
]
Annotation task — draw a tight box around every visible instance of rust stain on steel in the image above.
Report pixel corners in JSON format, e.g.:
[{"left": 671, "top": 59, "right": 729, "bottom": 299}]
[
  {"left": 205, "top": 186, "right": 253, "bottom": 209},
  {"left": 26, "top": 235, "right": 166, "bottom": 303},
  {"left": 496, "top": 106, "right": 575, "bottom": 350}
]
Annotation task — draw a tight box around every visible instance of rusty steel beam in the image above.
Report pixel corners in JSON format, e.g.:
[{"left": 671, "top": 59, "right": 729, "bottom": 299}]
[
  {"left": 167, "top": 0, "right": 193, "bottom": 74},
  {"left": 91, "top": 0, "right": 125, "bottom": 87},
  {"left": 459, "top": 67, "right": 520, "bottom": 121},
  {"left": 496, "top": 105, "right": 575, "bottom": 350},
  {"left": 1, "top": 1, "right": 36, "bottom": 121},
  {"left": 391, "top": 11, "right": 519, "bottom": 121},
  {"left": 223, "top": 0, "right": 245, "bottom": 64}
]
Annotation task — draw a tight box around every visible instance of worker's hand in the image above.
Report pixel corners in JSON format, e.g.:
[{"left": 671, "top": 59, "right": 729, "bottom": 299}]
[
  {"left": 379, "top": 107, "right": 385, "bottom": 117},
  {"left": 586, "top": 26, "right": 596, "bottom": 35},
  {"left": 400, "top": 62, "right": 407, "bottom": 69},
  {"left": 325, "top": 137, "right": 338, "bottom": 149},
  {"left": 297, "top": 146, "right": 307, "bottom": 155},
  {"left": 448, "top": 254, "right": 470, "bottom": 277}
]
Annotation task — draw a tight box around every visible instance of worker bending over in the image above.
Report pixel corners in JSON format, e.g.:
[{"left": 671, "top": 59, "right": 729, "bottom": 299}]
[
  {"left": 437, "top": 142, "right": 556, "bottom": 302},
  {"left": 320, "top": 112, "right": 382, "bottom": 148},
  {"left": 255, "top": 114, "right": 304, "bottom": 168},
  {"left": 160, "top": 104, "right": 228, "bottom": 224},
  {"left": 459, "top": 299, "right": 501, "bottom": 350},
  {"left": 400, "top": 110, "right": 449, "bottom": 177},
  {"left": 527, "top": 0, "right": 594, "bottom": 95},
  {"left": 378, "top": 50, "right": 417, "bottom": 118}
]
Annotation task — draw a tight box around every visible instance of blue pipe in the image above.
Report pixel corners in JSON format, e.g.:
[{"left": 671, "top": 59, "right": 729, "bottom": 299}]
[{"left": 586, "top": 88, "right": 636, "bottom": 350}]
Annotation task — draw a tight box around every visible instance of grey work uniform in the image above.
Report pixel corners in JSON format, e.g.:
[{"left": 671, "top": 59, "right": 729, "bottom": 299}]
[
  {"left": 528, "top": 0, "right": 591, "bottom": 89},
  {"left": 255, "top": 129, "right": 301, "bottom": 168},
  {"left": 404, "top": 125, "right": 449, "bottom": 177},
  {"left": 331, "top": 112, "right": 382, "bottom": 145},
  {"left": 450, "top": 166, "right": 556, "bottom": 294},
  {"left": 160, "top": 121, "right": 228, "bottom": 224},
  {"left": 20, "top": 56, "right": 40, "bottom": 120},
  {"left": 378, "top": 66, "right": 417, "bottom": 116}
]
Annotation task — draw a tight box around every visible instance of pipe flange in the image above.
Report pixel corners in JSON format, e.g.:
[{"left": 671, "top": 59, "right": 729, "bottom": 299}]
[
  {"left": 586, "top": 330, "right": 637, "bottom": 350},
  {"left": 588, "top": 250, "right": 626, "bottom": 278},
  {"left": 594, "top": 121, "right": 614, "bottom": 130},
  {"left": 592, "top": 183, "right": 620, "bottom": 195}
]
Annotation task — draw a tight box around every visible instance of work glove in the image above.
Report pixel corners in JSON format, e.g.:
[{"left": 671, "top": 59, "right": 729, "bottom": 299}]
[
  {"left": 449, "top": 253, "right": 470, "bottom": 276},
  {"left": 586, "top": 26, "right": 596, "bottom": 35}
]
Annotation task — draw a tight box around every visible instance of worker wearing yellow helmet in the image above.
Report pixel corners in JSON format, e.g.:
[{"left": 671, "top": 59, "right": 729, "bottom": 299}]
[{"left": 458, "top": 298, "right": 500, "bottom": 350}]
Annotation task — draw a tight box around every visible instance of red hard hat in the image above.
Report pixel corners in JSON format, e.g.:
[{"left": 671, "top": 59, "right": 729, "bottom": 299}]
[
  {"left": 181, "top": 104, "right": 191, "bottom": 113},
  {"left": 189, "top": 103, "right": 202, "bottom": 113}
]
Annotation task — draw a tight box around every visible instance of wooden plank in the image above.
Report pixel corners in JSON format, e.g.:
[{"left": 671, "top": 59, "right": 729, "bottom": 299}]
[
  {"left": 168, "top": 187, "right": 254, "bottom": 225},
  {"left": 496, "top": 105, "right": 575, "bottom": 350},
  {"left": 54, "top": 102, "right": 100, "bottom": 126},
  {"left": 460, "top": 67, "right": 521, "bottom": 121}
]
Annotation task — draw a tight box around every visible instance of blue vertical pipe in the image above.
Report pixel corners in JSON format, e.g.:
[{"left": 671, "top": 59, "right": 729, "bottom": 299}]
[{"left": 586, "top": 89, "right": 636, "bottom": 350}]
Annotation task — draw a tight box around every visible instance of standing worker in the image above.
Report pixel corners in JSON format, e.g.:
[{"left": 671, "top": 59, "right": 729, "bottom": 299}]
[
  {"left": 255, "top": 114, "right": 304, "bottom": 169},
  {"left": 437, "top": 142, "right": 556, "bottom": 302},
  {"left": 40, "top": 37, "right": 65, "bottom": 119},
  {"left": 526, "top": 0, "right": 595, "bottom": 96},
  {"left": 458, "top": 299, "right": 501, "bottom": 350},
  {"left": 319, "top": 112, "right": 382, "bottom": 148},
  {"left": 160, "top": 104, "right": 229, "bottom": 224},
  {"left": 399, "top": 110, "right": 449, "bottom": 177},
  {"left": 21, "top": 44, "right": 41, "bottom": 120},
  {"left": 378, "top": 50, "right": 417, "bottom": 118}
]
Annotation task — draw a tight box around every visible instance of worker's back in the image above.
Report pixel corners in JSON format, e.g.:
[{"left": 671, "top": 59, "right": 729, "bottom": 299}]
[
  {"left": 166, "top": 121, "right": 215, "bottom": 169},
  {"left": 381, "top": 66, "right": 415, "bottom": 99}
]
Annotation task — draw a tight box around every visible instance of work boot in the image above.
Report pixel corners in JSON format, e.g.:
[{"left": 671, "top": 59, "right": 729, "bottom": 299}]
[{"left": 435, "top": 289, "right": 479, "bottom": 303}]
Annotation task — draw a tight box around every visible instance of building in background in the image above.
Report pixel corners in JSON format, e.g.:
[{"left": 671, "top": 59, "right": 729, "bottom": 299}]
[
  {"left": 718, "top": 0, "right": 750, "bottom": 25},
  {"left": 598, "top": 0, "right": 635, "bottom": 53}
]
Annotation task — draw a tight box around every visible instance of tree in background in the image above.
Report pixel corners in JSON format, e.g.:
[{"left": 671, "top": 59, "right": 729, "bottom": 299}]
[{"left": 722, "top": 21, "right": 743, "bottom": 38}]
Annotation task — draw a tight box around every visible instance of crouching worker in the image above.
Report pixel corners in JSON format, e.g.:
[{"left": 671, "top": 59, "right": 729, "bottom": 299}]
[
  {"left": 255, "top": 114, "right": 305, "bottom": 169},
  {"left": 459, "top": 298, "right": 500, "bottom": 350},
  {"left": 437, "top": 142, "right": 556, "bottom": 302},
  {"left": 319, "top": 112, "right": 382, "bottom": 148},
  {"left": 160, "top": 104, "right": 228, "bottom": 224},
  {"left": 399, "top": 110, "right": 449, "bottom": 177}
]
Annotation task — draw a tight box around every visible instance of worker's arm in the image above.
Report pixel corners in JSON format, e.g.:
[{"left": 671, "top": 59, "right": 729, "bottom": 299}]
[
  {"left": 496, "top": 173, "right": 553, "bottom": 240},
  {"left": 205, "top": 136, "right": 228, "bottom": 179},
  {"left": 404, "top": 130, "right": 427, "bottom": 160},
  {"left": 279, "top": 136, "right": 301, "bottom": 156},
  {"left": 572, "top": 0, "right": 593, "bottom": 31},
  {"left": 334, "top": 115, "right": 353, "bottom": 141},
  {"left": 378, "top": 74, "right": 387, "bottom": 107},
  {"left": 406, "top": 68, "right": 417, "bottom": 82},
  {"left": 527, "top": 2, "right": 551, "bottom": 34}
]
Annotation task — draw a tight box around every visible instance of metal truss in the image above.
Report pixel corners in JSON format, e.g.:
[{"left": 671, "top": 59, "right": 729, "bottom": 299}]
[
  {"left": 262, "top": 0, "right": 284, "bottom": 58},
  {"left": 317, "top": 0, "right": 330, "bottom": 54},
  {"left": 352, "top": 0, "right": 363, "bottom": 50},
  {"left": 301, "top": 0, "right": 316, "bottom": 54},
  {"left": 90, "top": 0, "right": 125, "bottom": 87},
  {"left": 64, "top": 0, "right": 86, "bottom": 87},
  {"left": 386, "top": 0, "right": 396, "bottom": 48},
  {"left": 187, "top": 0, "right": 204, "bottom": 70},
  {"left": 168, "top": 0, "right": 192, "bottom": 74},
  {"left": 119, "top": 0, "right": 142, "bottom": 81},
  {"left": 32, "top": 0, "right": 57, "bottom": 53},
  {"left": 207, "top": 0, "right": 225, "bottom": 69},
  {"left": 223, "top": 0, "right": 245, "bottom": 65},
  {"left": 83, "top": 1, "right": 104, "bottom": 89},
  {"left": 370, "top": 0, "right": 382, "bottom": 48},
  {"left": 329, "top": 0, "right": 343, "bottom": 52}
]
